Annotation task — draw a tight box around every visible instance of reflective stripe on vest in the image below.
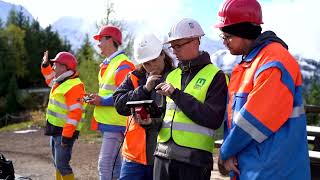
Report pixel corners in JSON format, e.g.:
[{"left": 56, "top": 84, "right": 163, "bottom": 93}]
[
  {"left": 158, "top": 64, "right": 220, "bottom": 153},
  {"left": 99, "top": 83, "right": 118, "bottom": 91},
  {"left": 47, "top": 110, "right": 85, "bottom": 126},
  {"left": 46, "top": 78, "right": 85, "bottom": 130},
  {"left": 93, "top": 53, "right": 132, "bottom": 126}
]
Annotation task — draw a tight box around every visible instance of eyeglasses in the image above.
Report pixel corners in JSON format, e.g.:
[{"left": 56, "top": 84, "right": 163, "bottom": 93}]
[
  {"left": 169, "top": 39, "right": 195, "bottom": 50},
  {"left": 219, "top": 33, "right": 233, "bottom": 41}
]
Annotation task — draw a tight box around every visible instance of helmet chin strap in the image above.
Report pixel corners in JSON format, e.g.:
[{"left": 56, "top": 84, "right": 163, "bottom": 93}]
[{"left": 53, "top": 70, "right": 74, "bottom": 83}]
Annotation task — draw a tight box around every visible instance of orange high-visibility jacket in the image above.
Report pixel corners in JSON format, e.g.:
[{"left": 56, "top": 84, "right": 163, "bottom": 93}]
[
  {"left": 41, "top": 65, "right": 85, "bottom": 138},
  {"left": 41, "top": 64, "right": 55, "bottom": 87},
  {"left": 221, "top": 41, "right": 310, "bottom": 179}
]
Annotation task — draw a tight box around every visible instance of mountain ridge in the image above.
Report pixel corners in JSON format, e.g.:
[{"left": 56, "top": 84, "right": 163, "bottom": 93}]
[
  {"left": 0, "top": 0, "right": 34, "bottom": 23},
  {"left": 1, "top": 0, "right": 319, "bottom": 88}
]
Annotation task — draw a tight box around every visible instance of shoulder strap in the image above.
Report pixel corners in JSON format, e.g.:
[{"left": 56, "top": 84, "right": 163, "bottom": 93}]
[{"left": 129, "top": 72, "right": 139, "bottom": 89}]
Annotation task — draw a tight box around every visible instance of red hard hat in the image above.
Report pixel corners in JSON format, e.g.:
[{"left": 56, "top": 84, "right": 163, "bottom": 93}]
[
  {"left": 93, "top": 25, "right": 122, "bottom": 45},
  {"left": 215, "top": 0, "right": 263, "bottom": 28},
  {"left": 51, "top": 52, "right": 77, "bottom": 71}
]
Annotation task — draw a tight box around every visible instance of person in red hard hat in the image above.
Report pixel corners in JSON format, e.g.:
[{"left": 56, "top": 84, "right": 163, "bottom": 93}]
[
  {"left": 41, "top": 51, "right": 86, "bottom": 180},
  {"left": 215, "top": 0, "right": 311, "bottom": 179},
  {"left": 90, "top": 25, "right": 135, "bottom": 180}
]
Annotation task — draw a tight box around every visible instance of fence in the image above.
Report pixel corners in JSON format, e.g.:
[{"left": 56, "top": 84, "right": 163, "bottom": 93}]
[{"left": 0, "top": 113, "right": 31, "bottom": 128}]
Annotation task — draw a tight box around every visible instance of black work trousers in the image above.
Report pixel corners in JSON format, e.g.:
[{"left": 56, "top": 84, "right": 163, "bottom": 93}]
[{"left": 153, "top": 156, "right": 211, "bottom": 180}]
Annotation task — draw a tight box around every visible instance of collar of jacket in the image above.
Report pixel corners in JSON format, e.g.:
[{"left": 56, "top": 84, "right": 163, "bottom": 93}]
[
  {"left": 54, "top": 70, "right": 79, "bottom": 84},
  {"left": 241, "top": 31, "right": 289, "bottom": 64},
  {"left": 102, "top": 50, "right": 124, "bottom": 65},
  {"left": 178, "top": 51, "right": 211, "bottom": 73}
]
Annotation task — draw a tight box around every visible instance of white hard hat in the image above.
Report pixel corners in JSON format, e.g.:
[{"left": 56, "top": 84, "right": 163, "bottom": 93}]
[
  {"left": 134, "top": 33, "right": 163, "bottom": 64},
  {"left": 167, "top": 18, "right": 205, "bottom": 43}
]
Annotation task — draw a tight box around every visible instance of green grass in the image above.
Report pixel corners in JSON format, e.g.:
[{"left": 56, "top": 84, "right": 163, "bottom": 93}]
[{"left": 0, "top": 121, "right": 34, "bottom": 132}]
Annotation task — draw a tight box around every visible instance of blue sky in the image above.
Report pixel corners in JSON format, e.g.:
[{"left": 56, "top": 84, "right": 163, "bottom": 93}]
[{"left": 3, "top": 0, "right": 320, "bottom": 60}]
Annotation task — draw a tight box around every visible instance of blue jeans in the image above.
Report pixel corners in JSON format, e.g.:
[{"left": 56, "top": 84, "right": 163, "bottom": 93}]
[
  {"left": 98, "top": 132, "right": 123, "bottom": 180},
  {"left": 120, "top": 159, "right": 153, "bottom": 180},
  {"left": 50, "top": 136, "right": 75, "bottom": 176}
]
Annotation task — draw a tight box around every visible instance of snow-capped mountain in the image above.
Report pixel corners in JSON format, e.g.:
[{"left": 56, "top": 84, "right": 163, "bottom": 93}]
[
  {"left": 51, "top": 17, "right": 141, "bottom": 52},
  {"left": 0, "top": 0, "right": 33, "bottom": 23},
  {"left": 52, "top": 16, "right": 97, "bottom": 50},
  {"left": 1, "top": 0, "right": 319, "bottom": 87},
  {"left": 53, "top": 17, "right": 317, "bottom": 86},
  {"left": 296, "top": 56, "right": 320, "bottom": 79},
  {"left": 210, "top": 47, "right": 320, "bottom": 90},
  {"left": 200, "top": 36, "right": 225, "bottom": 55}
]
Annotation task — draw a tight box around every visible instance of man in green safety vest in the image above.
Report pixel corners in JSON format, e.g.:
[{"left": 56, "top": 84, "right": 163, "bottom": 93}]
[{"left": 154, "top": 18, "right": 228, "bottom": 180}]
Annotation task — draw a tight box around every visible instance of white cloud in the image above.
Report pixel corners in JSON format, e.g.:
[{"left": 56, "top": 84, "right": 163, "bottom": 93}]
[
  {"left": 3, "top": 0, "right": 108, "bottom": 27},
  {"left": 262, "top": 0, "right": 320, "bottom": 60},
  {"left": 208, "top": 0, "right": 320, "bottom": 60},
  {"left": 4, "top": 0, "right": 192, "bottom": 41},
  {"left": 5, "top": 0, "right": 319, "bottom": 60},
  {"left": 111, "top": 0, "right": 192, "bottom": 39}
]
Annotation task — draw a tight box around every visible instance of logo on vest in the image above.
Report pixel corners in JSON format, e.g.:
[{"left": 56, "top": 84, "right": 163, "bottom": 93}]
[{"left": 194, "top": 78, "right": 206, "bottom": 89}]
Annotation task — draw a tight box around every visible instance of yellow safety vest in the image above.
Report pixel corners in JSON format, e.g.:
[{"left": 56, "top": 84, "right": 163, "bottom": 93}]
[
  {"left": 158, "top": 64, "right": 220, "bottom": 153},
  {"left": 46, "top": 78, "right": 85, "bottom": 130},
  {"left": 93, "top": 53, "right": 131, "bottom": 126}
]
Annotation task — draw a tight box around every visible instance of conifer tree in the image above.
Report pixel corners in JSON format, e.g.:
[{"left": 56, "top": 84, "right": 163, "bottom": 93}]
[
  {"left": 304, "top": 76, "right": 320, "bottom": 125},
  {"left": 0, "top": 8, "right": 73, "bottom": 115},
  {"left": 98, "top": 1, "right": 134, "bottom": 58},
  {"left": 76, "top": 34, "right": 100, "bottom": 132},
  {"left": 5, "top": 76, "right": 19, "bottom": 113},
  {"left": 76, "top": 34, "right": 95, "bottom": 64}
]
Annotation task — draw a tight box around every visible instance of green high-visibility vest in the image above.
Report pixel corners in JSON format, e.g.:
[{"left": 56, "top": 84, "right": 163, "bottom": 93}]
[
  {"left": 46, "top": 78, "right": 85, "bottom": 130},
  {"left": 158, "top": 64, "right": 220, "bottom": 153},
  {"left": 93, "top": 53, "right": 131, "bottom": 126}
]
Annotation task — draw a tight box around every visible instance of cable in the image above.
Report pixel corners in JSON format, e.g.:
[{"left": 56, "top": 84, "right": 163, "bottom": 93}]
[
  {"left": 110, "top": 109, "right": 135, "bottom": 179},
  {"left": 4, "top": 175, "right": 32, "bottom": 180},
  {"left": 16, "top": 177, "right": 32, "bottom": 180}
]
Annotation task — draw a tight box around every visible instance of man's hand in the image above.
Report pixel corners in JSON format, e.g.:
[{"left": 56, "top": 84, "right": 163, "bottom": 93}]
[
  {"left": 223, "top": 156, "right": 240, "bottom": 176},
  {"left": 145, "top": 74, "right": 162, "bottom": 92},
  {"left": 42, "top": 50, "right": 49, "bottom": 65},
  {"left": 86, "top": 93, "right": 101, "bottom": 105},
  {"left": 155, "top": 83, "right": 175, "bottom": 97}
]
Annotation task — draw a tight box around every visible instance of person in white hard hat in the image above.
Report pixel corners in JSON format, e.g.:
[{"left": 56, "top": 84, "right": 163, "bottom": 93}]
[
  {"left": 113, "top": 33, "right": 175, "bottom": 180},
  {"left": 154, "top": 18, "right": 228, "bottom": 180}
]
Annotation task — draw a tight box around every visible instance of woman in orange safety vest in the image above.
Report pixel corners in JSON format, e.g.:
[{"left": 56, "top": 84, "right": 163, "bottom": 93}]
[{"left": 113, "top": 33, "right": 175, "bottom": 180}]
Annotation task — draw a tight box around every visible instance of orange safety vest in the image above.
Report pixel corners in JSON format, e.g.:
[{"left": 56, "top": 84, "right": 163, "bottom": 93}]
[{"left": 122, "top": 72, "right": 148, "bottom": 165}]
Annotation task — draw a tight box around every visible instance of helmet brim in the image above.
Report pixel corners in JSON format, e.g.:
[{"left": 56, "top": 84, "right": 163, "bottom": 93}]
[
  {"left": 93, "top": 34, "right": 101, "bottom": 41},
  {"left": 214, "top": 23, "right": 226, "bottom": 28},
  {"left": 165, "top": 34, "right": 205, "bottom": 44},
  {"left": 135, "top": 50, "right": 162, "bottom": 65},
  {"left": 50, "top": 58, "right": 58, "bottom": 62}
]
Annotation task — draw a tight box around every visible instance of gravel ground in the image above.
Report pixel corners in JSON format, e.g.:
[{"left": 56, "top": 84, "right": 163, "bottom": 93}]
[{"left": 0, "top": 129, "right": 228, "bottom": 180}]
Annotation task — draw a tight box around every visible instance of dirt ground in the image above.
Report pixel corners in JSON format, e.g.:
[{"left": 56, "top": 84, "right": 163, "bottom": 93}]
[{"left": 0, "top": 129, "right": 228, "bottom": 180}]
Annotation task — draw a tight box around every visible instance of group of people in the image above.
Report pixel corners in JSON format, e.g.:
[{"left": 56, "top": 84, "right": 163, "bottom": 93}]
[{"left": 40, "top": 0, "right": 311, "bottom": 180}]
